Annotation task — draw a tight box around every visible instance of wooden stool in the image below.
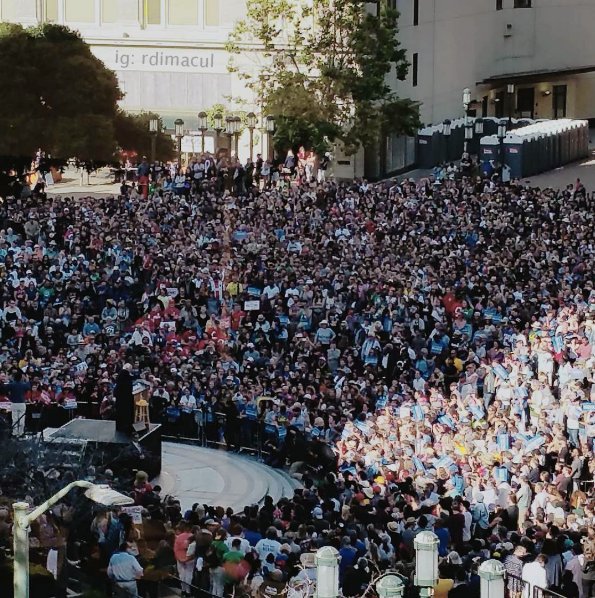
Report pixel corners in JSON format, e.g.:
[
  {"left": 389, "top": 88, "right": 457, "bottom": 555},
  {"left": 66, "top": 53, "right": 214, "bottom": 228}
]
[{"left": 135, "top": 399, "right": 150, "bottom": 425}]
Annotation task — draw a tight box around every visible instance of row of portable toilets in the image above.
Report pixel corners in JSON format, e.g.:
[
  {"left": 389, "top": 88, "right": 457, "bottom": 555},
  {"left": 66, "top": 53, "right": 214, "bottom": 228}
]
[{"left": 416, "top": 117, "right": 590, "bottom": 179}]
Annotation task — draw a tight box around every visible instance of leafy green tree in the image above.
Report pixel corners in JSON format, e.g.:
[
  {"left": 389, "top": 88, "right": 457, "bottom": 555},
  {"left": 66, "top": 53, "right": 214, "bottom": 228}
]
[
  {"left": 227, "top": 0, "right": 420, "bottom": 155},
  {"left": 114, "top": 111, "right": 176, "bottom": 162},
  {"left": 0, "top": 23, "right": 122, "bottom": 161}
]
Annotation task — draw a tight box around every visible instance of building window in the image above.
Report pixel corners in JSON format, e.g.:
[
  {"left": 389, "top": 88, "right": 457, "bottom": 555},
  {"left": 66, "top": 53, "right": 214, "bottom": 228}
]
[
  {"left": 412, "top": 52, "right": 418, "bottom": 87},
  {"left": 0, "top": 0, "right": 19, "bottom": 21},
  {"left": 64, "top": 0, "right": 95, "bottom": 22},
  {"left": 553, "top": 85, "right": 567, "bottom": 119},
  {"left": 101, "top": 0, "right": 118, "bottom": 23},
  {"left": 413, "top": 0, "right": 419, "bottom": 25},
  {"left": 144, "top": 0, "right": 161, "bottom": 25},
  {"left": 514, "top": 0, "right": 531, "bottom": 7},
  {"left": 517, "top": 87, "right": 535, "bottom": 118},
  {"left": 45, "top": 0, "right": 59, "bottom": 21},
  {"left": 168, "top": 0, "right": 198, "bottom": 25},
  {"left": 496, "top": 0, "right": 503, "bottom": 10},
  {"left": 205, "top": 0, "right": 219, "bottom": 26}
]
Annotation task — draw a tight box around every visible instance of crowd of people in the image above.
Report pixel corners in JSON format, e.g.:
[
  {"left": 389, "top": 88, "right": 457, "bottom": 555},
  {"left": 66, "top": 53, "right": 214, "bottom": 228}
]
[{"left": 0, "top": 153, "right": 594, "bottom": 598}]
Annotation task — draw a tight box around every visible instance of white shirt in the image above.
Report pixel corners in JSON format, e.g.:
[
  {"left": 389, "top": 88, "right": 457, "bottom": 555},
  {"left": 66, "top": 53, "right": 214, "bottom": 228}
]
[{"left": 522, "top": 561, "right": 548, "bottom": 597}]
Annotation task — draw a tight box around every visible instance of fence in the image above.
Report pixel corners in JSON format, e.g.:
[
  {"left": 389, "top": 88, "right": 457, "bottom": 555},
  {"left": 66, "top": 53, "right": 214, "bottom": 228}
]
[
  {"left": 1, "top": 401, "right": 291, "bottom": 458},
  {"left": 505, "top": 571, "right": 566, "bottom": 598}
]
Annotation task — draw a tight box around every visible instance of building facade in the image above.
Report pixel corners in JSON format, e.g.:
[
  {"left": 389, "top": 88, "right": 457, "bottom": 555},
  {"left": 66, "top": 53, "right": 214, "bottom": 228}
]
[{"left": 394, "top": 0, "right": 595, "bottom": 127}]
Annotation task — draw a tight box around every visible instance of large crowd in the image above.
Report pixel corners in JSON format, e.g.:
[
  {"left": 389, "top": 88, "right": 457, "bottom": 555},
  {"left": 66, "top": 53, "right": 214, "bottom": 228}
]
[{"left": 0, "top": 153, "right": 594, "bottom": 598}]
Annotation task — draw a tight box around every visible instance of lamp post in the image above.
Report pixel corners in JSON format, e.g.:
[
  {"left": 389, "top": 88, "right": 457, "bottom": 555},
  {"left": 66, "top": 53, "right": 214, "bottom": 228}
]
[
  {"left": 13, "top": 481, "right": 133, "bottom": 598},
  {"left": 414, "top": 531, "right": 439, "bottom": 598},
  {"left": 478, "top": 559, "right": 506, "bottom": 598},
  {"left": 213, "top": 112, "right": 223, "bottom": 154},
  {"left": 265, "top": 115, "right": 276, "bottom": 161},
  {"left": 442, "top": 118, "right": 452, "bottom": 163},
  {"left": 497, "top": 118, "right": 507, "bottom": 173},
  {"left": 377, "top": 574, "right": 405, "bottom": 598},
  {"left": 149, "top": 116, "right": 159, "bottom": 163},
  {"left": 246, "top": 111, "right": 257, "bottom": 162},
  {"left": 507, "top": 83, "right": 515, "bottom": 126},
  {"left": 474, "top": 117, "right": 484, "bottom": 136},
  {"left": 315, "top": 546, "right": 339, "bottom": 598},
  {"left": 174, "top": 118, "right": 184, "bottom": 167},
  {"left": 233, "top": 116, "right": 241, "bottom": 157},
  {"left": 225, "top": 115, "right": 234, "bottom": 156},
  {"left": 463, "top": 87, "right": 471, "bottom": 153},
  {"left": 197, "top": 111, "right": 208, "bottom": 153}
]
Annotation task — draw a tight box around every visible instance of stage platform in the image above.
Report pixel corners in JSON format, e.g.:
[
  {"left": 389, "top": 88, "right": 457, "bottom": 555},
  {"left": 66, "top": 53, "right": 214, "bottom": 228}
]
[
  {"left": 45, "top": 419, "right": 162, "bottom": 477},
  {"left": 155, "top": 442, "right": 301, "bottom": 512}
]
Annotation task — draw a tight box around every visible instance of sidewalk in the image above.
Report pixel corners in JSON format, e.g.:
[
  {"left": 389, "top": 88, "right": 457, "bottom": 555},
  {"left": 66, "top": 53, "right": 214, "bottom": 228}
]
[{"left": 46, "top": 166, "right": 120, "bottom": 197}]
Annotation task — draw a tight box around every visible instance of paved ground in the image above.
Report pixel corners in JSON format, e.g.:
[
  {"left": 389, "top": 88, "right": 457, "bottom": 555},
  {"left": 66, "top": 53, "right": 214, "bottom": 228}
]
[
  {"left": 520, "top": 151, "right": 595, "bottom": 189},
  {"left": 153, "top": 442, "right": 300, "bottom": 513},
  {"left": 45, "top": 151, "right": 595, "bottom": 198},
  {"left": 46, "top": 166, "right": 120, "bottom": 197}
]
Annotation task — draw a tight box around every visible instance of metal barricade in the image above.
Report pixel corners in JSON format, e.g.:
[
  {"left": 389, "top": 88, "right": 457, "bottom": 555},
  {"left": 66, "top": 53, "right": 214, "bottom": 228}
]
[
  {"left": 533, "top": 586, "right": 567, "bottom": 598},
  {"left": 505, "top": 571, "right": 528, "bottom": 598}
]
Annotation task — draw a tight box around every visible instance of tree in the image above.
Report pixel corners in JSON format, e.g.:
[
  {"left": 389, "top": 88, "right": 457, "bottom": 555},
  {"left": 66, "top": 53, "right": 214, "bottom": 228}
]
[
  {"left": 114, "top": 111, "right": 176, "bottom": 162},
  {"left": 227, "top": 0, "right": 420, "bottom": 155},
  {"left": 0, "top": 23, "right": 122, "bottom": 162}
]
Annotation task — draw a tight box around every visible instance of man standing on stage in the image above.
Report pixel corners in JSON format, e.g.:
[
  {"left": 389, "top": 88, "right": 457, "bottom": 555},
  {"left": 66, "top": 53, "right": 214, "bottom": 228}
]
[
  {"left": 1, "top": 370, "right": 31, "bottom": 437},
  {"left": 114, "top": 363, "right": 134, "bottom": 436}
]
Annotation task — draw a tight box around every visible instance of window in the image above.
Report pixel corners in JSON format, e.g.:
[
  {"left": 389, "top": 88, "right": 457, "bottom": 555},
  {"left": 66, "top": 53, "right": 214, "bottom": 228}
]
[
  {"left": 1, "top": 0, "right": 20, "bottom": 20},
  {"left": 517, "top": 87, "right": 535, "bottom": 118},
  {"left": 205, "top": 0, "right": 219, "bottom": 26},
  {"left": 145, "top": 0, "right": 161, "bottom": 25},
  {"left": 45, "top": 0, "right": 58, "bottom": 21},
  {"left": 101, "top": 0, "right": 118, "bottom": 23},
  {"left": 514, "top": 0, "right": 531, "bottom": 7},
  {"left": 413, "top": 0, "right": 419, "bottom": 25},
  {"left": 496, "top": 0, "right": 503, "bottom": 10},
  {"left": 168, "top": 0, "right": 198, "bottom": 25},
  {"left": 412, "top": 52, "right": 418, "bottom": 87},
  {"left": 64, "top": 0, "right": 95, "bottom": 22},
  {"left": 553, "top": 85, "right": 567, "bottom": 119}
]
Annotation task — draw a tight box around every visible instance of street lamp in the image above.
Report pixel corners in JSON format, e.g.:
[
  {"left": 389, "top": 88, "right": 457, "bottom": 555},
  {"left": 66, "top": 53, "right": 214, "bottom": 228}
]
[
  {"left": 315, "top": 546, "right": 339, "bottom": 598},
  {"left": 442, "top": 118, "right": 452, "bottom": 163},
  {"left": 414, "top": 531, "right": 439, "bottom": 598},
  {"left": 174, "top": 118, "right": 184, "bottom": 166},
  {"left": 149, "top": 116, "right": 159, "bottom": 163},
  {"left": 197, "top": 111, "right": 208, "bottom": 153},
  {"left": 225, "top": 115, "right": 234, "bottom": 155},
  {"left": 462, "top": 87, "right": 472, "bottom": 153},
  {"left": 474, "top": 117, "right": 484, "bottom": 136},
  {"left": 507, "top": 83, "right": 515, "bottom": 125},
  {"left": 213, "top": 112, "right": 223, "bottom": 154},
  {"left": 265, "top": 115, "right": 276, "bottom": 161},
  {"left": 246, "top": 111, "right": 257, "bottom": 162},
  {"left": 377, "top": 574, "right": 405, "bottom": 598},
  {"left": 478, "top": 560, "right": 506, "bottom": 598},
  {"left": 233, "top": 116, "right": 242, "bottom": 157},
  {"left": 464, "top": 121, "right": 474, "bottom": 153},
  {"left": 13, "top": 481, "right": 133, "bottom": 598},
  {"left": 497, "top": 118, "right": 508, "bottom": 175}
]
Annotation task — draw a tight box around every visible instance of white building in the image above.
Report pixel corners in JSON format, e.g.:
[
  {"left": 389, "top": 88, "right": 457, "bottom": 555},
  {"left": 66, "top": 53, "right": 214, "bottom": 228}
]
[
  {"left": 2, "top": 0, "right": 594, "bottom": 177},
  {"left": 394, "top": 0, "right": 595, "bottom": 125}
]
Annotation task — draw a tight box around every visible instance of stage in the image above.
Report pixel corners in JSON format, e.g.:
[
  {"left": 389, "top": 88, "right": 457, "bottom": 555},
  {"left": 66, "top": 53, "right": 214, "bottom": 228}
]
[
  {"left": 44, "top": 419, "right": 162, "bottom": 478},
  {"left": 154, "top": 442, "right": 301, "bottom": 512},
  {"left": 42, "top": 420, "right": 299, "bottom": 511}
]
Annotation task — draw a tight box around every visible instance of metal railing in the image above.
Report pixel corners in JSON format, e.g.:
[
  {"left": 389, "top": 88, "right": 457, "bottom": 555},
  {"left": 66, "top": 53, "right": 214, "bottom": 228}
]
[{"left": 505, "top": 571, "right": 566, "bottom": 598}]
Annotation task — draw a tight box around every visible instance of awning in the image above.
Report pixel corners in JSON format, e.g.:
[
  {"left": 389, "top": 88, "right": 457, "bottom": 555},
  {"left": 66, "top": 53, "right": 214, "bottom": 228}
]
[{"left": 478, "top": 64, "right": 595, "bottom": 86}]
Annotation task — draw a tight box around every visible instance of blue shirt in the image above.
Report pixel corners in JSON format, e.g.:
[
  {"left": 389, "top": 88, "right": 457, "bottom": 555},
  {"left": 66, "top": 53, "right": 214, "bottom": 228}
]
[
  {"left": 2, "top": 380, "right": 31, "bottom": 404},
  {"left": 107, "top": 551, "right": 143, "bottom": 582}
]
